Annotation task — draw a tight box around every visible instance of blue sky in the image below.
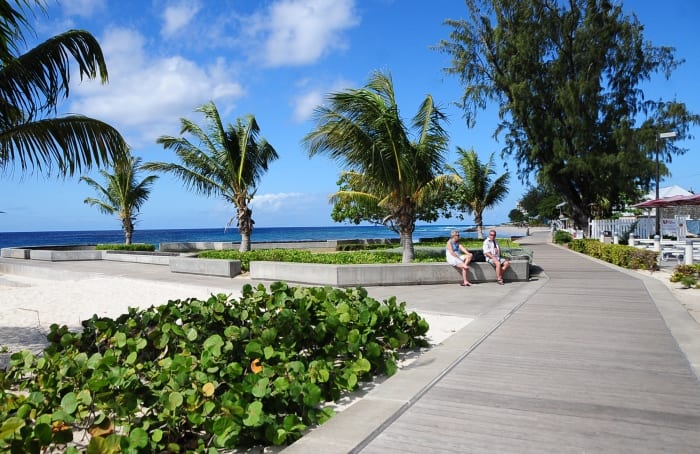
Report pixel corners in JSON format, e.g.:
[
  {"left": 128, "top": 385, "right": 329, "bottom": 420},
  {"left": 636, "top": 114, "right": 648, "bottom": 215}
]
[{"left": 1, "top": 0, "right": 698, "bottom": 232}]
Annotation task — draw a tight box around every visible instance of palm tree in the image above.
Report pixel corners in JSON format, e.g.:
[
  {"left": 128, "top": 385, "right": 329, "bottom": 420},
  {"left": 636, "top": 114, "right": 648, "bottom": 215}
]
[
  {"left": 303, "top": 70, "right": 452, "bottom": 263},
  {"left": 143, "top": 101, "right": 278, "bottom": 252},
  {"left": 448, "top": 147, "right": 510, "bottom": 239},
  {"left": 81, "top": 151, "right": 158, "bottom": 244},
  {"left": 0, "top": 0, "right": 127, "bottom": 177}
]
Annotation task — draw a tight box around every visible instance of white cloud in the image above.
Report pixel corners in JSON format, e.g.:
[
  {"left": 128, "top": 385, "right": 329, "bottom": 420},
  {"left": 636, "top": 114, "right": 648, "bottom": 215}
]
[
  {"left": 67, "top": 27, "right": 244, "bottom": 146},
  {"left": 250, "top": 192, "right": 333, "bottom": 226},
  {"left": 291, "top": 89, "right": 323, "bottom": 122},
  {"left": 161, "top": 2, "right": 201, "bottom": 38},
  {"left": 251, "top": 192, "right": 310, "bottom": 212},
  {"left": 59, "top": 0, "right": 107, "bottom": 18},
  {"left": 291, "top": 77, "right": 354, "bottom": 122},
  {"left": 248, "top": 0, "right": 359, "bottom": 67}
]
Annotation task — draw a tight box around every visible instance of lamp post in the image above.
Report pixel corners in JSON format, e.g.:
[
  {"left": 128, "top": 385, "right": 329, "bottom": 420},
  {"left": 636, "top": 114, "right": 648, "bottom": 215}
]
[{"left": 655, "top": 131, "right": 677, "bottom": 236}]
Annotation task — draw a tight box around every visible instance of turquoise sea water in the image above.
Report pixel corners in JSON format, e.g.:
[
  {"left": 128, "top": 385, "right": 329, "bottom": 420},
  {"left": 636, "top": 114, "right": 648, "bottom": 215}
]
[{"left": 0, "top": 224, "right": 481, "bottom": 250}]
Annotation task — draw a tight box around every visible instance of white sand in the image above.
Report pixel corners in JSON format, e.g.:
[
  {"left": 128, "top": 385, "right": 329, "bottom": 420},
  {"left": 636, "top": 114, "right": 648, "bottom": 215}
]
[
  {"left": 0, "top": 274, "right": 471, "bottom": 368},
  {"left": 0, "top": 274, "right": 241, "bottom": 364}
]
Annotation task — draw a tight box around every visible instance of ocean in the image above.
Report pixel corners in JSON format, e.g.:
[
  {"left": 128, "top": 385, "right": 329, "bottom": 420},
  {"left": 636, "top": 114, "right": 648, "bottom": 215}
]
[{"left": 0, "top": 224, "right": 483, "bottom": 250}]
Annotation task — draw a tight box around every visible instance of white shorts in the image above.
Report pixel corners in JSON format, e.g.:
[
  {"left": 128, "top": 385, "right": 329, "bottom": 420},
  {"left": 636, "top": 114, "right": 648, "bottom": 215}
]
[
  {"left": 446, "top": 254, "right": 465, "bottom": 267},
  {"left": 487, "top": 257, "right": 507, "bottom": 266}
]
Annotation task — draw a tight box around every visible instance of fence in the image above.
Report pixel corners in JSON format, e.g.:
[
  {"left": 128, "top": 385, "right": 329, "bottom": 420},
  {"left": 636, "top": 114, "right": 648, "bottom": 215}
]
[{"left": 589, "top": 218, "right": 655, "bottom": 239}]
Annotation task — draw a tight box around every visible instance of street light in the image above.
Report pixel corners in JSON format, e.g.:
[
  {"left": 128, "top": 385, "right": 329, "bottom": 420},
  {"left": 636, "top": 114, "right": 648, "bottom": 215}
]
[{"left": 655, "top": 131, "right": 677, "bottom": 236}]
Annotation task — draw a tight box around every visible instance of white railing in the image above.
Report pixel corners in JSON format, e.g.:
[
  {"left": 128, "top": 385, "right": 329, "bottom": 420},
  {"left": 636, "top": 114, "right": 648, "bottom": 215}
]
[
  {"left": 628, "top": 235, "right": 700, "bottom": 265},
  {"left": 590, "top": 218, "right": 655, "bottom": 239}
]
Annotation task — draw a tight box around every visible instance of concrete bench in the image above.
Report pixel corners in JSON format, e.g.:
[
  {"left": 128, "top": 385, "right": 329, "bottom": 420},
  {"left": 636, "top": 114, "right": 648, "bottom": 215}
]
[
  {"left": 28, "top": 249, "right": 103, "bottom": 261},
  {"left": 1, "top": 248, "right": 31, "bottom": 259},
  {"left": 169, "top": 257, "right": 241, "bottom": 277},
  {"left": 249, "top": 260, "right": 530, "bottom": 287},
  {"left": 103, "top": 250, "right": 177, "bottom": 265}
]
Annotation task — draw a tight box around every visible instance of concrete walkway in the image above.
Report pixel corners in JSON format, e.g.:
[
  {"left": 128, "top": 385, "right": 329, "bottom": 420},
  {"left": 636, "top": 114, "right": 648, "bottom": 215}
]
[{"left": 2, "top": 231, "right": 700, "bottom": 452}]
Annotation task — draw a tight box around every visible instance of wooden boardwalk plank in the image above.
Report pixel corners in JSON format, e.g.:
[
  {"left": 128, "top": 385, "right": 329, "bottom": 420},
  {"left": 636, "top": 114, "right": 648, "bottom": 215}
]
[{"left": 359, "top": 241, "right": 700, "bottom": 453}]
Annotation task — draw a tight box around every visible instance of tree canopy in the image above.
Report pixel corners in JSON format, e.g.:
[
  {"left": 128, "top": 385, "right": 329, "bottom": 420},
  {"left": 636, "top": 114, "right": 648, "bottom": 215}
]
[
  {"left": 518, "top": 184, "right": 562, "bottom": 223},
  {"left": 437, "top": 0, "right": 699, "bottom": 229},
  {"left": 144, "top": 101, "right": 278, "bottom": 251},
  {"left": 303, "top": 70, "right": 452, "bottom": 262},
  {"left": 447, "top": 147, "right": 510, "bottom": 239},
  {"left": 81, "top": 151, "right": 158, "bottom": 244}
]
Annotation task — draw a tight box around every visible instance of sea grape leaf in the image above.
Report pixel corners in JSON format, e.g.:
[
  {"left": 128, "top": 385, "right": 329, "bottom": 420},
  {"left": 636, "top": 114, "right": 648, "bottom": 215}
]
[
  {"left": 61, "top": 392, "right": 78, "bottom": 414},
  {"left": 252, "top": 377, "right": 269, "bottom": 398},
  {"left": 243, "top": 401, "right": 263, "bottom": 427},
  {"left": 129, "top": 427, "right": 149, "bottom": 448},
  {"left": 203, "top": 335, "right": 224, "bottom": 357}
]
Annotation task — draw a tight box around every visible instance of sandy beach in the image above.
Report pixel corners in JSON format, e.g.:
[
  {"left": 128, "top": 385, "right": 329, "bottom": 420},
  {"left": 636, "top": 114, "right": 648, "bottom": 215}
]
[
  {"left": 0, "top": 274, "right": 239, "bottom": 365},
  {"left": 0, "top": 272, "right": 472, "bottom": 369}
]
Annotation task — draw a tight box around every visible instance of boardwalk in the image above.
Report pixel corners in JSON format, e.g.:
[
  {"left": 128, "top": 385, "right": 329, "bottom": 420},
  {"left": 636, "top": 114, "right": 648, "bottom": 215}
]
[
  {"left": 356, "top": 238, "right": 700, "bottom": 453},
  {"left": 282, "top": 233, "right": 700, "bottom": 453}
]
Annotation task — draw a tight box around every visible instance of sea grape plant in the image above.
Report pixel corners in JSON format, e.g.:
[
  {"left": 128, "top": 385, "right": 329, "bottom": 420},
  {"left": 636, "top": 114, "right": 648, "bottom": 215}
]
[{"left": 0, "top": 282, "right": 429, "bottom": 452}]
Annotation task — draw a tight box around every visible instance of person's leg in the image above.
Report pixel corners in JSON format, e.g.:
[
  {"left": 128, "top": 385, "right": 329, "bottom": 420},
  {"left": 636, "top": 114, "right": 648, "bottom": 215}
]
[
  {"left": 494, "top": 260, "right": 503, "bottom": 281},
  {"left": 460, "top": 263, "right": 471, "bottom": 286},
  {"left": 499, "top": 259, "right": 510, "bottom": 283}
]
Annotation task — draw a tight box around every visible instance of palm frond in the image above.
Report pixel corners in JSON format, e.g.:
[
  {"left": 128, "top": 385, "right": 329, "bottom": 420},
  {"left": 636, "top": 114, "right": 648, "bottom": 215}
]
[
  {"left": 141, "top": 161, "right": 221, "bottom": 197},
  {"left": 151, "top": 103, "right": 277, "bottom": 219},
  {"left": 0, "top": 29, "right": 109, "bottom": 115},
  {"left": 82, "top": 196, "right": 117, "bottom": 216},
  {"left": 328, "top": 189, "right": 380, "bottom": 207},
  {"left": 0, "top": 0, "right": 38, "bottom": 62},
  {"left": 82, "top": 151, "right": 157, "bottom": 233},
  {"left": 0, "top": 115, "right": 127, "bottom": 176}
]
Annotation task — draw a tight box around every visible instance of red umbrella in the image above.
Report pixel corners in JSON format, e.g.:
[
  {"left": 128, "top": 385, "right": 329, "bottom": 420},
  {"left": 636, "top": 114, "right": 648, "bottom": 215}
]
[{"left": 632, "top": 194, "right": 700, "bottom": 208}]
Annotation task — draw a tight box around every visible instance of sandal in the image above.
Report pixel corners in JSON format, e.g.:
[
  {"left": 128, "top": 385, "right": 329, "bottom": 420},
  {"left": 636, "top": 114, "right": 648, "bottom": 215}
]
[
  {"left": 497, "top": 279, "right": 504, "bottom": 285},
  {"left": 460, "top": 282, "right": 472, "bottom": 287}
]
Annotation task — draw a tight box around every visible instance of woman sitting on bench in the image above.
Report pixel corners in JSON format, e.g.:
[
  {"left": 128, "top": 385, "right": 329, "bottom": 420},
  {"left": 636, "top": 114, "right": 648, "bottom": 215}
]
[{"left": 446, "top": 230, "right": 473, "bottom": 287}]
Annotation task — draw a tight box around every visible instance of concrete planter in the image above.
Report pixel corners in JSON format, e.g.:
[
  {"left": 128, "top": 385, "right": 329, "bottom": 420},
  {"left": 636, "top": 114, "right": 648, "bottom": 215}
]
[
  {"left": 250, "top": 260, "right": 530, "bottom": 287},
  {"left": 169, "top": 257, "right": 241, "bottom": 277}
]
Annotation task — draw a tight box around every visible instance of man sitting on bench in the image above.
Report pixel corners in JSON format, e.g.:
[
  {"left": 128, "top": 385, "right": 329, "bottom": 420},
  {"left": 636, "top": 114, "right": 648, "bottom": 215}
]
[{"left": 483, "top": 229, "right": 510, "bottom": 285}]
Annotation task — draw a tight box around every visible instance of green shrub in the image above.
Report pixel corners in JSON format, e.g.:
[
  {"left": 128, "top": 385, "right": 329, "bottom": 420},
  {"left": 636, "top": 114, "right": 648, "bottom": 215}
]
[
  {"left": 199, "top": 248, "right": 450, "bottom": 272},
  {"left": 568, "top": 239, "right": 658, "bottom": 270},
  {"left": 670, "top": 264, "right": 700, "bottom": 283},
  {"left": 336, "top": 241, "right": 398, "bottom": 251},
  {"left": 199, "top": 242, "right": 531, "bottom": 272},
  {"left": 553, "top": 230, "right": 573, "bottom": 244},
  {"left": 96, "top": 243, "right": 156, "bottom": 252},
  {"left": 1, "top": 283, "right": 428, "bottom": 452},
  {"left": 679, "top": 276, "right": 698, "bottom": 289}
]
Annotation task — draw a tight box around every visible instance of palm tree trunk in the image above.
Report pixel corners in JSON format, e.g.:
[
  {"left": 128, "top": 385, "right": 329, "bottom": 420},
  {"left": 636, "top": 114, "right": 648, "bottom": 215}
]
[
  {"left": 475, "top": 213, "right": 484, "bottom": 239},
  {"left": 123, "top": 218, "right": 133, "bottom": 245},
  {"left": 400, "top": 228, "right": 414, "bottom": 263},
  {"left": 396, "top": 202, "right": 416, "bottom": 263},
  {"left": 237, "top": 204, "right": 254, "bottom": 252},
  {"left": 239, "top": 234, "right": 250, "bottom": 252}
]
